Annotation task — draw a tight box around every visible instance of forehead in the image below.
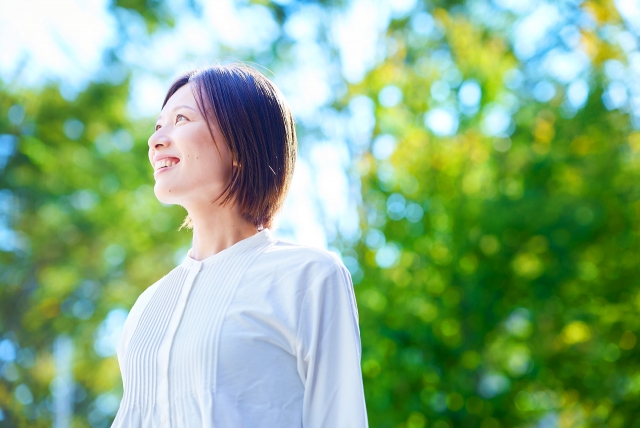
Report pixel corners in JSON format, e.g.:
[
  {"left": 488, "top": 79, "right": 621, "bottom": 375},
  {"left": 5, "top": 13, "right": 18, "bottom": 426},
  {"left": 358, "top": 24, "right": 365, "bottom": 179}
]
[{"left": 161, "top": 84, "right": 197, "bottom": 114}]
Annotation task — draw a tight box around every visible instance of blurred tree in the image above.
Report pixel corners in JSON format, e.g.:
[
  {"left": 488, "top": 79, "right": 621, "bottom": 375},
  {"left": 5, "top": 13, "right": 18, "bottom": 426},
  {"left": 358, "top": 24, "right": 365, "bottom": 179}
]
[{"left": 349, "top": 1, "right": 640, "bottom": 427}]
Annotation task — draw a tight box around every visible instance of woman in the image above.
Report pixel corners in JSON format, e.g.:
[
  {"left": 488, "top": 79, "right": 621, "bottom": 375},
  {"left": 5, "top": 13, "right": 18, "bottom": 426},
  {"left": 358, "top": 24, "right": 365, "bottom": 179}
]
[{"left": 111, "top": 64, "right": 368, "bottom": 427}]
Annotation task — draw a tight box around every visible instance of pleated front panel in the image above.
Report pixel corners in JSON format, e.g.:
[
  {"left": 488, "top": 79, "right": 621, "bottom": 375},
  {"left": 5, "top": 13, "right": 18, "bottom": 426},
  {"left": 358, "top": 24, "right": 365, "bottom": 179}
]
[
  {"left": 120, "top": 267, "right": 189, "bottom": 409},
  {"left": 168, "top": 246, "right": 266, "bottom": 401}
]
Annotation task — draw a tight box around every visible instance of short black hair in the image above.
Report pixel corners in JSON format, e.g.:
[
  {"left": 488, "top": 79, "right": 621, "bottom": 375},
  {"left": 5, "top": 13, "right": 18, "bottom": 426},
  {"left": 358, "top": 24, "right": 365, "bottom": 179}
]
[{"left": 162, "top": 64, "right": 297, "bottom": 230}]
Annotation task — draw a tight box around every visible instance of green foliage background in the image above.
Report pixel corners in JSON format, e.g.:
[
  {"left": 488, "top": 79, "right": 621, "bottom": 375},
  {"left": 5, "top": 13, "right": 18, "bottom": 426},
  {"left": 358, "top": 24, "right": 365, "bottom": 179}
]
[{"left": 1, "top": 0, "right": 639, "bottom": 427}]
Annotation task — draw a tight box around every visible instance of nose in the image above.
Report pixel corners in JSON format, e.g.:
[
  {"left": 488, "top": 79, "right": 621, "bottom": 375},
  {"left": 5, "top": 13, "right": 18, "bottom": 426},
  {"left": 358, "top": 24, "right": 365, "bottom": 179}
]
[{"left": 148, "top": 129, "right": 171, "bottom": 151}]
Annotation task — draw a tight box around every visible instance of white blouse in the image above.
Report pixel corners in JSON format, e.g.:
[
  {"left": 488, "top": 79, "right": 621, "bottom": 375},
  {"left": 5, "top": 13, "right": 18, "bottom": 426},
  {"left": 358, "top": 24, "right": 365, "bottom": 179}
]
[{"left": 111, "top": 229, "right": 368, "bottom": 427}]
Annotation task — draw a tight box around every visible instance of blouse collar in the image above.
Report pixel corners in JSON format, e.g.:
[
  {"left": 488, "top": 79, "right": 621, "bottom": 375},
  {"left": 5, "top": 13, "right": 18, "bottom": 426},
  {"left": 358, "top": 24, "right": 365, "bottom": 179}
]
[{"left": 180, "top": 228, "right": 274, "bottom": 270}]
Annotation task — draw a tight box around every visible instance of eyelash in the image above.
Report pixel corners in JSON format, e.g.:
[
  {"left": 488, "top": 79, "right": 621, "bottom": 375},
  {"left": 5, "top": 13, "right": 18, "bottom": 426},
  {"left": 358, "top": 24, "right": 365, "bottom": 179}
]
[{"left": 155, "top": 114, "right": 187, "bottom": 131}]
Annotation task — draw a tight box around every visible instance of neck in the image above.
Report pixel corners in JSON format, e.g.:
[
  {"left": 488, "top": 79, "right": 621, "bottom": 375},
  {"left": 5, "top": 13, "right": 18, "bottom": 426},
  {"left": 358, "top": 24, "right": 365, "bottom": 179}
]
[{"left": 187, "top": 203, "right": 258, "bottom": 261}]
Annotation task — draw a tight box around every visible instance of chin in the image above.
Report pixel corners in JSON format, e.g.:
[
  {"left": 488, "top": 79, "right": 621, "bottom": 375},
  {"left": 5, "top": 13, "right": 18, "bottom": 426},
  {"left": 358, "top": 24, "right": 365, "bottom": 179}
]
[{"left": 154, "top": 183, "right": 180, "bottom": 205}]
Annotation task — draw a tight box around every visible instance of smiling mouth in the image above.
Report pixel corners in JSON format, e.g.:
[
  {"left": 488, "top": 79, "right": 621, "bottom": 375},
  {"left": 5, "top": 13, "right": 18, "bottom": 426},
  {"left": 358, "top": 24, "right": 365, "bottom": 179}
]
[{"left": 154, "top": 158, "right": 181, "bottom": 171}]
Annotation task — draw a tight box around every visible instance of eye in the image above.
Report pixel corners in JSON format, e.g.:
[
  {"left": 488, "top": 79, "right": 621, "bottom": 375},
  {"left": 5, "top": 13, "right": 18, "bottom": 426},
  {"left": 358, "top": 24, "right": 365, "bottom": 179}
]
[
  {"left": 155, "top": 124, "right": 161, "bottom": 131},
  {"left": 176, "top": 114, "right": 187, "bottom": 123}
]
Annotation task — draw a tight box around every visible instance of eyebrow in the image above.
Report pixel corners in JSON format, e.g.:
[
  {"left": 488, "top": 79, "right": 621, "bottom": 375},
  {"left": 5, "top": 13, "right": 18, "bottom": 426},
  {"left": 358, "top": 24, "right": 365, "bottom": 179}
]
[{"left": 157, "top": 105, "right": 199, "bottom": 122}]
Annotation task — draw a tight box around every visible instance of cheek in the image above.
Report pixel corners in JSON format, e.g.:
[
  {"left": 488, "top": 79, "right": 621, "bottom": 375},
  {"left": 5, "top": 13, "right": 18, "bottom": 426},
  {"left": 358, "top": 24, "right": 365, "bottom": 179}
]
[{"left": 190, "top": 146, "right": 233, "bottom": 182}]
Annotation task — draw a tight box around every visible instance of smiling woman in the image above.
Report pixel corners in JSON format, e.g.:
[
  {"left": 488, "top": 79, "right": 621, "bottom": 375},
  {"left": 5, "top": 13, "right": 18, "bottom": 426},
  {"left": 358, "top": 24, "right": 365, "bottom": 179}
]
[
  {"left": 149, "top": 84, "right": 238, "bottom": 231},
  {"left": 150, "top": 66, "right": 294, "bottom": 233},
  {"left": 111, "top": 64, "right": 368, "bottom": 428}
]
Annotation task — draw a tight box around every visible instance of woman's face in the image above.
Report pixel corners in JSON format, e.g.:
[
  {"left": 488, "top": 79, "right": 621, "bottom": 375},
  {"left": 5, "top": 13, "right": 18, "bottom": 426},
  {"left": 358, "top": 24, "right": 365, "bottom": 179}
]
[{"left": 148, "top": 83, "right": 234, "bottom": 208}]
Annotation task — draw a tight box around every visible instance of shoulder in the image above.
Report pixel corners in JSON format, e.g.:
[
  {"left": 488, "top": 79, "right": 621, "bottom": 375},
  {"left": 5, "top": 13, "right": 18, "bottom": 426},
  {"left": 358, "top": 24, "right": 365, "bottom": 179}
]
[
  {"left": 260, "top": 237, "right": 348, "bottom": 280},
  {"left": 254, "top": 238, "right": 356, "bottom": 315},
  {"left": 263, "top": 235, "right": 344, "bottom": 267}
]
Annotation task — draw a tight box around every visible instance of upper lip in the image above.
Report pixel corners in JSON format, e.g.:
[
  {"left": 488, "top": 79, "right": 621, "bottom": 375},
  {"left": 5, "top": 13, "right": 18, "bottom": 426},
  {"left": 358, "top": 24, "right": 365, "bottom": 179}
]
[
  {"left": 152, "top": 154, "right": 181, "bottom": 164},
  {"left": 151, "top": 154, "right": 181, "bottom": 170}
]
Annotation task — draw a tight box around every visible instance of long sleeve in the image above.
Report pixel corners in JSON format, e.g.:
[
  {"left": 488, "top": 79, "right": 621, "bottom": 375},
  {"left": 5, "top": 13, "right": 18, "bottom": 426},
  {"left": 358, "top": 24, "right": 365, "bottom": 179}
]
[{"left": 296, "top": 261, "right": 369, "bottom": 428}]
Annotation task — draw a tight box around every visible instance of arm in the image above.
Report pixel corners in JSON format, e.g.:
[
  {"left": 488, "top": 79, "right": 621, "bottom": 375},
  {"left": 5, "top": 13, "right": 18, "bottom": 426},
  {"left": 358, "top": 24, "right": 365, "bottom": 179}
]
[{"left": 296, "top": 262, "right": 369, "bottom": 428}]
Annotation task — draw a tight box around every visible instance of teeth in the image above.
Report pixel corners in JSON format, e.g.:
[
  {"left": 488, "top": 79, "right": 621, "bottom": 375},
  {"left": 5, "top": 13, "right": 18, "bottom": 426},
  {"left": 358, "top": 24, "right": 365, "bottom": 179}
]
[{"left": 154, "top": 159, "right": 178, "bottom": 170}]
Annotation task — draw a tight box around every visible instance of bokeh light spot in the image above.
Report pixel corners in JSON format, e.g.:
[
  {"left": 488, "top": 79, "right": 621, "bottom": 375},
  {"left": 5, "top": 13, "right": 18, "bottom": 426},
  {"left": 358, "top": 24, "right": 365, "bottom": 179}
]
[
  {"left": 424, "top": 108, "right": 459, "bottom": 136},
  {"left": 378, "top": 85, "right": 403, "bottom": 108}
]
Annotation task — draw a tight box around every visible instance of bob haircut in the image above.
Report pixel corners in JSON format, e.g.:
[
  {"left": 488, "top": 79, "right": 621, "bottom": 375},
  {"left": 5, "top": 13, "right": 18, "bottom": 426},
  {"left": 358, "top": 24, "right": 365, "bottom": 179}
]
[{"left": 162, "top": 64, "right": 297, "bottom": 230}]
